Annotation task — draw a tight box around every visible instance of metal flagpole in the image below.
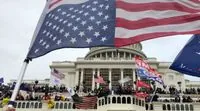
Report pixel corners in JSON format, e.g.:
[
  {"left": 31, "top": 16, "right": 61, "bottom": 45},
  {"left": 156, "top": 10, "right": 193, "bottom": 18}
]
[
  {"left": 8, "top": 58, "right": 30, "bottom": 107},
  {"left": 148, "top": 84, "right": 157, "bottom": 110},
  {"left": 149, "top": 86, "right": 157, "bottom": 103}
]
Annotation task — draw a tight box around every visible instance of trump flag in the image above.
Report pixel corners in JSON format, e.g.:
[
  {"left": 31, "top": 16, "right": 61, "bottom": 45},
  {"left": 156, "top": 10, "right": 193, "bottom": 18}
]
[
  {"left": 170, "top": 34, "right": 200, "bottom": 77},
  {"left": 27, "top": 0, "right": 200, "bottom": 59}
]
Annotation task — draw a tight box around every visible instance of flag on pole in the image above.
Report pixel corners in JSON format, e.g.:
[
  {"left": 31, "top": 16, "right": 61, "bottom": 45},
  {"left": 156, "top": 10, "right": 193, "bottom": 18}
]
[
  {"left": 170, "top": 34, "right": 200, "bottom": 77},
  {"left": 50, "top": 68, "right": 65, "bottom": 85},
  {"left": 135, "top": 56, "right": 165, "bottom": 85},
  {"left": 136, "top": 80, "right": 151, "bottom": 89},
  {"left": 136, "top": 68, "right": 165, "bottom": 86},
  {"left": 118, "top": 76, "right": 131, "bottom": 84},
  {"left": 67, "top": 88, "right": 82, "bottom": 103},
  {"left": 27, "top": 0, "right": 200, "bottom": 59},
  {"left": 75, "top": 96, "right": 97, "bottom": 109}
]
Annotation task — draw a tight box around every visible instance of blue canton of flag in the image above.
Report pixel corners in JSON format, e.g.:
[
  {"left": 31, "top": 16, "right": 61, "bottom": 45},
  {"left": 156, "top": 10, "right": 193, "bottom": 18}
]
[
  {"left": 27, "top": 0, "right": 115, "bottom": 59},
  {"left": 170, "top": 34, "right": 200, "bottom": 77}
]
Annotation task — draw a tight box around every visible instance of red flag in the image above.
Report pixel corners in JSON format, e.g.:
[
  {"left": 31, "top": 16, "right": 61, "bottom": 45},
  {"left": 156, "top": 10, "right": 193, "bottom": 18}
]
[
  {"left": 136, "top": 80, "right": 151, "bottom": 89},
  {"left": 135, "top": 92, "right": 149, "bottom": 98}
]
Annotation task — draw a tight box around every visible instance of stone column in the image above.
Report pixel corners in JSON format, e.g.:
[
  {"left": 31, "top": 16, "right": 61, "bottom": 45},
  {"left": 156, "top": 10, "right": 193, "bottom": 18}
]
[
  {"left": 100, "top": 53, "right": 102, "bottom": 59},
  {"left": 120, "top": 69, "right": 124, "bottom": 86},
  {"left": 111, "top": 51, "right": 114, "bottom": 58},
  {"left": 75, "top": 69, "right": 79, "bottom": 86},
  {"left": 133, "top": 69, "right": 136, "bottom": 90},
  {"left": 109, "top": 68, "right": 112, "bottom": 90},
  {"left": 92, "top": 69, "right": 95, "bottom": 90},
  {"left": 106, "top": 52, "right": 108, "bottom": 60},
  {"left": 123, "top": 52, "right": 126, "bottom": 59},
  {"left": 129, "top": 53, "right": 132, "bottom": 59},
  {"left": 97, "top": 69, "right": 100, "bottom": 88},
  {"left": 80, "top": 68, "right": 84, "bottom": 84},
  {"left": 118, "top": 52, "right": 120, "bottom": 59}
]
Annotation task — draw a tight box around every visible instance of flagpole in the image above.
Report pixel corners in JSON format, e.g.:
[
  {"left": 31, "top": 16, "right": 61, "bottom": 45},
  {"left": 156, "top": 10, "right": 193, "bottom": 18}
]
[
  {"left": 148, "top": 83, "right": 157, "bottom": 110},
  {"left": 8, "top": 58, "right": 30, "bottom": 107}
]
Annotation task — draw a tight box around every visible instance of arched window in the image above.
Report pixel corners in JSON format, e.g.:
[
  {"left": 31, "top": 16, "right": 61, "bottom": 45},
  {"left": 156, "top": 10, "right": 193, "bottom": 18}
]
[
  {"left": 35, "top": 102, "right": 38, "bottom": 108},
  {"left": 172, "top": 104, "right": 175, "bottom": 111},
  {"left": 132, "top": 97, "right": 135, "bottom": 104},
  {"left": 39, "top": 102, "right": 42, "bottom": 108},
  {"left": 112, "top": 97, "right": 116, "bottom": 103},
  {"left": 17, "top": 102, "right": 21, "bottom": 108},
  {"left": 136, "top": 99, "right": 138, "bottom": 105},
  {"left": 102, "top": 99, "right": 105, "bottom": 105},
  {"left": 163, "top": 104, "right": 166, "bottom": 110},
  {"left": 55, "top": 103, "right": 59, "bottom": 109},
  {"left": 127, "top": 97, "right": 131, "bottom": 104},
  {"left": 139, "top": 100, "right": 141, "bottom": 106},
  {"left": 60, "top": 103, "right": 63, "bottom": 109},
  {"left": 176, "top": 104, "right": 180, "bottom": 111},
  {"left": 99, "top": 100, "right": 101, "bottom": 106},
  {"left": 64, "top": 103, "right": 68, "bottom": 109},
  {"left": 117, "top": 97, "right": 121, "bottom": 103},
  {"left": 181, "top": 104, "right": 184, "bottom": 111},
  {"left": 190, "top": 104, "right": 194, "bottom": 111},
  {"left": 26, "top": 102, "right": 30, "bottom": 108},
  {"left": 185, "top": 104, "right": 189, "bottom": 111},
  {"left": 22, "top": 102, "right": 25, "bottom": 108},
  {"left": 30, "top": 102, "right": 34, "bottom": 108},
  {"left": 122, "top": 97, "right": 126, "bottom": 104},
  {"left": 150, "top": 104, "right": 153, "bottom": 110},
  {"left": 167, "top": 104, "right": 171, "bottom": 110},
  {"left": 68, "top": 103, "right": 72, "bottom": 109}
]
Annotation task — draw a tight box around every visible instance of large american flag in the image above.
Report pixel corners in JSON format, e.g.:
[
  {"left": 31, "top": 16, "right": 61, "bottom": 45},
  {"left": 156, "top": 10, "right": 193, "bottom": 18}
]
[
  {"left": 27, "top": 0, "right": 200, "bottom": 59},
  {"left": 75, "top": 96, "right": 97, "bottom": 109}
]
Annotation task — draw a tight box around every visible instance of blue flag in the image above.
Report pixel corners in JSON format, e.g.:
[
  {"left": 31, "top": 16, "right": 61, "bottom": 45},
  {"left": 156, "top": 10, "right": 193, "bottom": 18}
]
[
  {"left": 170, "top": 34, "right": 200, "bottom": 77},
  {"left": 0, "top": 78, "right": 4, "bottom": 84}
]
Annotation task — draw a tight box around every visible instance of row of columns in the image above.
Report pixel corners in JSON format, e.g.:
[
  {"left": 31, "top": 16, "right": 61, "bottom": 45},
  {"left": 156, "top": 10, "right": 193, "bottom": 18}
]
[
  {"left": 94, "top": 51, "right": 133, "bottom": 59},
  {"left": 76, "top": 68, "right": 137, "bottom": 90}
]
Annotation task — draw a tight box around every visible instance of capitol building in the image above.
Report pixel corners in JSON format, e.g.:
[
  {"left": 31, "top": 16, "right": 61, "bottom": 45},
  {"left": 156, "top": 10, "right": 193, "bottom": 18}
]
[
  {"left": 50, "top": 43, "right": 198, "bottom": 91},
  {"left": 3, "top": 43, "right": 200, "bottom": 111}
]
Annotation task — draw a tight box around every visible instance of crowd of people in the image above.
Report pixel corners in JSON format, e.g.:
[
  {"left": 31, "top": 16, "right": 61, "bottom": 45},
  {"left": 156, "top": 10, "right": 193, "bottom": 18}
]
[{"left": 1, "top": 82, "right": 200, "bottom": 103}]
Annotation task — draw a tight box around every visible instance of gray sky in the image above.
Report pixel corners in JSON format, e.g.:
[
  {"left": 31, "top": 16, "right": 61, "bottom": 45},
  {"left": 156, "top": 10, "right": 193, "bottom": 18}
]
[{"left": 0, "top": 0, "right": 199, "bottom": 83}]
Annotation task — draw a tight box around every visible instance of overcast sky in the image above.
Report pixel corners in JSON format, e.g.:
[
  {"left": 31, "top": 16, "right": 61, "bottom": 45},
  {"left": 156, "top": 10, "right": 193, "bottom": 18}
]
[{"left": 0, "top": 0, "right": 199, "bottom": 83}]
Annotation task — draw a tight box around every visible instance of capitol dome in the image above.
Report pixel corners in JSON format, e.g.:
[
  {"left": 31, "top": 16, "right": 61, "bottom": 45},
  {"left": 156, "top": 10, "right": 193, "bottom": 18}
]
[{"left": 85, "top": 43, "right": 147, "bottom": 60}]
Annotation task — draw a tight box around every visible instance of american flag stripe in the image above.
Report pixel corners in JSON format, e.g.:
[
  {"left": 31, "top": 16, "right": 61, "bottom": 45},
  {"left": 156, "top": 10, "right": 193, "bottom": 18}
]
[
  {"left": 75, "top": 96, "right": 97, "bottom": 109},
  {"left": 116, "top": 1, "right": 200, "bottom": 13},
  {"left": 121, "top": 0, "right": 199, "bottom": 5},
  {"left": 116, "top": 9, "right": 189, "bottom": 20},
  {"left": 190, "top": 0, "right": 200, "bottom": 3},
  {"left": 116, "top": 20, "right": 200, "bottom": 37},
  {"left": 115, "top": 0, "right": 200, "bottom": 47},
  {"left": 49, "top": 0, "right": 62, "bottom": 9},
  {"left": 116, "top": 30, "right": 200, "bottom": 46},
  {"left": 116, "top": 14, "right": 200, "bottom": 30}
]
